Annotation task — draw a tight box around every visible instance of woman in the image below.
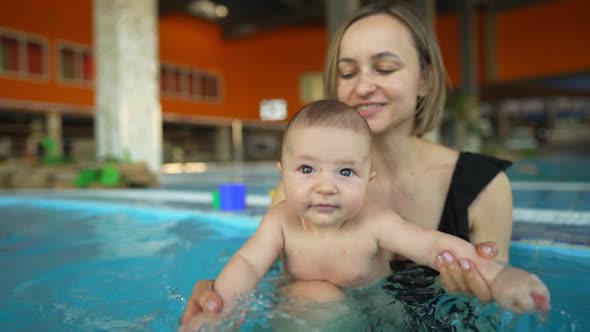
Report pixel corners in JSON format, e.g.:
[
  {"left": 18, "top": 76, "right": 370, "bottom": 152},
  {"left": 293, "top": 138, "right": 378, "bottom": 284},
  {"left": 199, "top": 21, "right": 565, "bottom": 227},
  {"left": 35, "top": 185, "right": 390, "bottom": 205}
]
[{"left": 181, "top": 0, "right": 515, "bottom": 324}]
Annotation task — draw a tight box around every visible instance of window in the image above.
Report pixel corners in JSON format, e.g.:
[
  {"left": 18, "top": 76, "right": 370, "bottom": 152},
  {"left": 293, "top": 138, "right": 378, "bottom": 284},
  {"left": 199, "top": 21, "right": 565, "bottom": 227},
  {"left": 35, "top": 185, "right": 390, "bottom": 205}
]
[
  {"left": 201, "top": 74, "right": 219, "bottom": 100},
  {"left": 160, "top": 63, "right": 222, "bottom": 102},
  {"left": 57, "top": 42, "right": 94, "bottom": 85},
  {"left": 0, "top": 29, "right": 47, "bottom": 78}
]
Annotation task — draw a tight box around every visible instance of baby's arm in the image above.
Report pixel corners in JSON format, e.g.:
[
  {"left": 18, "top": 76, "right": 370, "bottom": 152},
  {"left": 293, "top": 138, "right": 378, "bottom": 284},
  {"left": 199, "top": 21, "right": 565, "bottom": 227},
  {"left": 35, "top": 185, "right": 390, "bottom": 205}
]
[
  {"left": 213, "top": 204, "right": 286, "bottom": 311},
  {"left": 375, "top": 210, "right": 549, "bottom": 312}
]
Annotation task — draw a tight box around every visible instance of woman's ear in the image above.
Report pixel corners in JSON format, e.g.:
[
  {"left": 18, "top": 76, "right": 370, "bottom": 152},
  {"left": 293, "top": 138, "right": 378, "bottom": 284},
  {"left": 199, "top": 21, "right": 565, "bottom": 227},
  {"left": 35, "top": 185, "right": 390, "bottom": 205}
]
[{"left": 276, "top": 162, "right": 282, "bottom": 172}]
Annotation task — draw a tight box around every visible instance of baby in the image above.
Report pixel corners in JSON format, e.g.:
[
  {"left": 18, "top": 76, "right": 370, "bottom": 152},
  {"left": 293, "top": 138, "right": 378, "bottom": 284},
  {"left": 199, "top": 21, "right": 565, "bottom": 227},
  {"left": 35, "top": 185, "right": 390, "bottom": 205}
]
[{"left": 191, "top": 100, "right": 549, "bottom": 327}]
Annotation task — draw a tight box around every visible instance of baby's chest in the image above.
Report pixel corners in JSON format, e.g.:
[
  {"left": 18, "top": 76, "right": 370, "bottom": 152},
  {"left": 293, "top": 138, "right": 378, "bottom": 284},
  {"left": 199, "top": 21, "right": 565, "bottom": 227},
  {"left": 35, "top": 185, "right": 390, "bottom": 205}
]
[{"left": 283, "top": 240, "right": 388, "bottom": 288}]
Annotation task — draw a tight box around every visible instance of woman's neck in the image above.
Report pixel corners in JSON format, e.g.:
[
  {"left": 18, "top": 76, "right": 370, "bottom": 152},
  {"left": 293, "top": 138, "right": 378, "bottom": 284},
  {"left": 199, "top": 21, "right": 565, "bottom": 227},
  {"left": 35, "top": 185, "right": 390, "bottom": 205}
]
[{"left": 371, "top": 127, "right": 425, "bottom": 176}]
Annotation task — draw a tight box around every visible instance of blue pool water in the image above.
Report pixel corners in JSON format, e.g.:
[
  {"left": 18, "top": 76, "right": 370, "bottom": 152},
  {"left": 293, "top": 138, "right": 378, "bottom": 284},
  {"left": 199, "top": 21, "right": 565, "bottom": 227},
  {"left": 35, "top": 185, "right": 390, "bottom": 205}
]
[
  {"left": 507, "top": 155, "right": 590, "bottom": 182},
  {"left": 0, "top": 197, "right": 589, "bottom": 331}
]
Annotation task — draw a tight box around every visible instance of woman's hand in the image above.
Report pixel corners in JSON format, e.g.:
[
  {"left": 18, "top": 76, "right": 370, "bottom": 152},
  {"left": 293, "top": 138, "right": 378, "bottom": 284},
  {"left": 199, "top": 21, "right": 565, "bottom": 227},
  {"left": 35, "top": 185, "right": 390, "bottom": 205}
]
[
  {"left": 436, "top": 241, "right": 498, "bottom": 302},
  {"left": 179, "top": 280, "right": 223, "bottom": 326}
]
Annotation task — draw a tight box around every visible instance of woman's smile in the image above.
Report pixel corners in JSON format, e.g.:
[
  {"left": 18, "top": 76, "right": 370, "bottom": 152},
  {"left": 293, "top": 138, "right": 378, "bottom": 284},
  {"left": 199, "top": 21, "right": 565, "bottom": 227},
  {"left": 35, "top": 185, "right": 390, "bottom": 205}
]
[{"left": 355, "top": 103, "right": 386, "bottom": 119}]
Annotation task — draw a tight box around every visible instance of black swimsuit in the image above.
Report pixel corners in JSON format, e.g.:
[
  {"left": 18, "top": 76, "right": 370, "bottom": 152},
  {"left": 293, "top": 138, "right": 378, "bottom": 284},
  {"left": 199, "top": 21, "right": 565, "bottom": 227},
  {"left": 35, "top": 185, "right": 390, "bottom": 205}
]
[
  {"left": 437, "top": 152, "right": 513, "bottom": 241},
  {"left": 383, "top": 152, "right": 512, "bottom": 330},
  {"left": 389, "top": 151, "right": 512, "bottom": 271}
]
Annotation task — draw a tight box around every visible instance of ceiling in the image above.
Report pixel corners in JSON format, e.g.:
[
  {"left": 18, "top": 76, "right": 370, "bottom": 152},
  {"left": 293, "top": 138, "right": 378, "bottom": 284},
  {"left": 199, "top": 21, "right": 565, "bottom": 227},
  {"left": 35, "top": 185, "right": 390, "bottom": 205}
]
[{"left": 158, "top": 0, "right": 550, "bottom": 40}]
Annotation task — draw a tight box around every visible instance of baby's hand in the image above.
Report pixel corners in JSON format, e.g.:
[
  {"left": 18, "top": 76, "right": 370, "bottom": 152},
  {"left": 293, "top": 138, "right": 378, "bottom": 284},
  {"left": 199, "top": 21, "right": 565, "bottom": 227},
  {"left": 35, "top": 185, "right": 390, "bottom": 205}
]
[{"left": 491, "top": 266, "right": 550, "bottom": 313}]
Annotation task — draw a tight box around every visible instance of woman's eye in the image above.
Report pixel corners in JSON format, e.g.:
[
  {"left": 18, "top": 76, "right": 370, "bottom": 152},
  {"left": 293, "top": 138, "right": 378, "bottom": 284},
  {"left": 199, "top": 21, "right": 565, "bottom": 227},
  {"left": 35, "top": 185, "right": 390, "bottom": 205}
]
[
  {"left": 338, "top": 66, "right": 356, "bottom": 80},
  {"left": 300, "top": 165, "right": 313, "bottom": 174},
  {"left": 376, "top": 68, "right": 395, "bottom": 75},
  {"left": 340, "top": 168, "right": 355, "bottom": 177},
  {"left": 339, "top": 71, "right": 355, "bottom": 80}
]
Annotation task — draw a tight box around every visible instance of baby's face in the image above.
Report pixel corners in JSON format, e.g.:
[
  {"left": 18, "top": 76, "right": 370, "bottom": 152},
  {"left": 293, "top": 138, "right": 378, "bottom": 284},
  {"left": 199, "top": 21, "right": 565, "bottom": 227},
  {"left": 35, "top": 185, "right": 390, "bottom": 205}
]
[{"left": 281, "top": 126, "right": 372, "bottom": 227}]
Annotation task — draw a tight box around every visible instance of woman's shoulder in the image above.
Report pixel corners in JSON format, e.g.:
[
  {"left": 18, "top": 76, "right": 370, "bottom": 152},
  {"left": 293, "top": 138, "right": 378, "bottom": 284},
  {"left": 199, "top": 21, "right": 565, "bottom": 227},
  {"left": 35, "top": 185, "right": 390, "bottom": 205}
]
[{"left": 418, "top": 140, "right": 460, "bottom": 174}]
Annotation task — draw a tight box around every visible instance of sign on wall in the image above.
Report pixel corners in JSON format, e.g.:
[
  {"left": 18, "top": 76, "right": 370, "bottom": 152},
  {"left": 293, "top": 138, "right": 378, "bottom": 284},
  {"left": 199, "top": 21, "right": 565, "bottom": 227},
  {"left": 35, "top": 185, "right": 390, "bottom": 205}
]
[{"left": 259, "top": 99, "right": 287, "bottom": 121}]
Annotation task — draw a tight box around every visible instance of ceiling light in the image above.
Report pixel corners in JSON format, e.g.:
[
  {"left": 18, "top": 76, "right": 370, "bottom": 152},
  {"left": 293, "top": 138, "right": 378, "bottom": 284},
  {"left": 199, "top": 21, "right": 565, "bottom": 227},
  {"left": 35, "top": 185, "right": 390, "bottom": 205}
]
[{"left": 215, "top": 5, "right": 228, "bottom": 18}]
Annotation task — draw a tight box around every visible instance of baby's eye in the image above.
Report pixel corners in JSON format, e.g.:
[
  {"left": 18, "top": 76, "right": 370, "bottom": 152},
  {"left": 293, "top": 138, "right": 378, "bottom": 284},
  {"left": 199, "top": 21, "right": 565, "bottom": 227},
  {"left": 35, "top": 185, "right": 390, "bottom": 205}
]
[
  {"left": 299, "top": 165, "right": 313, "bottom": 174},
  {"left": 339, "top": 168, "right": 355, "bottom": 177}
]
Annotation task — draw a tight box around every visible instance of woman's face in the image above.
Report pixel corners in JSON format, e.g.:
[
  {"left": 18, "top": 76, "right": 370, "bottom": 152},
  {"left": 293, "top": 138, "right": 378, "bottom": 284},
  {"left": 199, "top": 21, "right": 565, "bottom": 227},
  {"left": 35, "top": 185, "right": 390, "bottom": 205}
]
[{"left": 337, "top": 14, "right": 427, "bottom": 135}]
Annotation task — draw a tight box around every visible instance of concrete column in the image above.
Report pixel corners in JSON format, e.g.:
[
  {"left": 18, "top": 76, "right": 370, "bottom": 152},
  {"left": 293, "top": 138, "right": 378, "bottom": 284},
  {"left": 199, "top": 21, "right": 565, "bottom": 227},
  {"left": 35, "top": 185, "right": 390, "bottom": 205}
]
[
  {"left": 460, "top": 0, "right": 477, "bottom": 97},
  {"left": 215, "top": 125, "right": 232, "bottom": 162},
  {"left": 498, "top": 102, "right": 510, "bottom": 145},
  {"left": 483, "top": 4, "right": 498, "bottom": 82},
  {"left": 326, "top": 0, "right": 360, "bottom": 41},
  {"left": 46, "top": 112, "right": 63, "bottom": 155},
  {"left": 459, "top": 0, "right": 480, "bottom": 152},
  {"left": 93, "top": 0, "right": 162, "bottom": 172},
  {"left": 231, "top": 120, "right": 244, "bottom": 162}
]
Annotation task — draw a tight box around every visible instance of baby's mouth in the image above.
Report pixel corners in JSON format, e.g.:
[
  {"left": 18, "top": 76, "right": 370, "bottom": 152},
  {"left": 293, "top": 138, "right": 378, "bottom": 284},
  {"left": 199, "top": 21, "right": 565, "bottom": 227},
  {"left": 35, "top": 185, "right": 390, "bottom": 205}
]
[{"left": 311, "top": 204, "right": 338, "bottom": 212}]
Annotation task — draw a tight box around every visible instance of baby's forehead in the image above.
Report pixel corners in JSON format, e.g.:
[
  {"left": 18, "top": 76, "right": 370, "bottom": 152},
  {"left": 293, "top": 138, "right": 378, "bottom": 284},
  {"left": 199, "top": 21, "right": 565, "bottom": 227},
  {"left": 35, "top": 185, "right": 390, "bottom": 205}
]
[
  {"left": 284, "top": 126, "right": 371, "bottom": 158},
  {"left": 287, "top": 124, "right": 367, "bottom": 140}
]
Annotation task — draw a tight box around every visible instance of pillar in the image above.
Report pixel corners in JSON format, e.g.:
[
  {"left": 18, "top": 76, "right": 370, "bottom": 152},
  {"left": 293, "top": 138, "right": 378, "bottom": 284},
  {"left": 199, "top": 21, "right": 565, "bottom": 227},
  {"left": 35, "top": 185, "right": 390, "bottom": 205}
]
[
  {"left": 459, "top": 0, "right": 481, "bottom": 152},
  {"left": 231, "top": 120, "right": 243, "bottom": 162},
  {"left": 215, "top": 125, "right": 232, "bottom": 162},
  {"left": 93, "top": 0, "right": 162, "bottom": 172},
  {"left": 46, "top": 112, "right": 62, "bottom": 156},
  {"left": 326, "top": 0, "right": 360, "bottom": 41}
]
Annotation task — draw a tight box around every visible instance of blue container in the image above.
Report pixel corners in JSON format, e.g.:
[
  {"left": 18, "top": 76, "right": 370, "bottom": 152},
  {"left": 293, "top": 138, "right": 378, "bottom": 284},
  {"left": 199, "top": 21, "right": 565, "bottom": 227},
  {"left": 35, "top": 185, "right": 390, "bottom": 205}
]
[{"left": 218, "top": 183, "right": 247, "bottom": 211}]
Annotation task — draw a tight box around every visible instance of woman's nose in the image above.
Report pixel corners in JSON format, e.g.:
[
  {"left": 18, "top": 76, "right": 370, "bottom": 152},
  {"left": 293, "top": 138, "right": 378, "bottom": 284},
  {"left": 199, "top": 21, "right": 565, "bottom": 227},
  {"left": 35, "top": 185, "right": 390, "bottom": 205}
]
[{"left": 354, "top": 73, "right": 377, "bottom": 97}]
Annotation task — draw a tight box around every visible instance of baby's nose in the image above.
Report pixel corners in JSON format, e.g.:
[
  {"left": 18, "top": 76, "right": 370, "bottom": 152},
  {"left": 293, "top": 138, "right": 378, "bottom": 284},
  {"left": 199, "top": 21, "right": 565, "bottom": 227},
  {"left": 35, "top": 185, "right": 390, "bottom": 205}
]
[{"left": 314, "top": 174, "right": 337, "bottom": 194}]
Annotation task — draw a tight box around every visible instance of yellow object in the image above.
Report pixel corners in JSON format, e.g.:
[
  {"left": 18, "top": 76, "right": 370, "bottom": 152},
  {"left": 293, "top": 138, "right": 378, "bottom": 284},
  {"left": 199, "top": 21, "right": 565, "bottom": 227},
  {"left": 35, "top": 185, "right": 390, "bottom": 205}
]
[{"left": 269, "top": 189, "right": 276, "bottom": 198}]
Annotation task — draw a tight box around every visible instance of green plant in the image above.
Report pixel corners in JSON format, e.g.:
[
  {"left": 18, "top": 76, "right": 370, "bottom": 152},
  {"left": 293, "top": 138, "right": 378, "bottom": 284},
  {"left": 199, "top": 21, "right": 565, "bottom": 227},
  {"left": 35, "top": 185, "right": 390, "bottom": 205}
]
[{"left": 445, "top": 94, "right": 482, "bottom": 136}]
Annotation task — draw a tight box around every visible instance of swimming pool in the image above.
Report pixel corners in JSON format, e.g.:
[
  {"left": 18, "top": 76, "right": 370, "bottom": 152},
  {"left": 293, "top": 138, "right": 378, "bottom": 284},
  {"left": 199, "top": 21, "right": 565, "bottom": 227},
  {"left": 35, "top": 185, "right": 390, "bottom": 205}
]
[{"left": 0, "top": 195, "right": 588, "bottom": 331}]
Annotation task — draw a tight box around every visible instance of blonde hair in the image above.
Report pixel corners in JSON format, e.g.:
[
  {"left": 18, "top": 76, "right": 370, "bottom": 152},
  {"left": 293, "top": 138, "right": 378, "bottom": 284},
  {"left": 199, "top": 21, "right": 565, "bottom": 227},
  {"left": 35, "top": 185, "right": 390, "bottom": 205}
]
[{"left": 323, "top": 0, "right": 447, "bottom": 136}]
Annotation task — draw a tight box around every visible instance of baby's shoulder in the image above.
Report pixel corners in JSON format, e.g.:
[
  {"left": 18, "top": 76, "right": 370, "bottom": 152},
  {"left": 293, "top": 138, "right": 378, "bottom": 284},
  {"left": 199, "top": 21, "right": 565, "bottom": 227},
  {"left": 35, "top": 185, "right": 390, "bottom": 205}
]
[
  {"left": 360, "top": 200, "right": 403, "bottom": 226},
  {"left": 264, "top": 201, "right": 297, "bottom": 225}
]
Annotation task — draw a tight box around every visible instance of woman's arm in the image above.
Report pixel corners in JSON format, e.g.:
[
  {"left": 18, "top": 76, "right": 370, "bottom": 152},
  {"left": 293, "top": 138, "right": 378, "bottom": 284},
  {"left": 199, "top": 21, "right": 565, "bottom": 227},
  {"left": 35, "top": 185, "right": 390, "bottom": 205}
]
[
  {"left": 438, "top": 172, "right": 513, "bottom": 299},
  {"left": 469, "top": 172, "right": 513, "bottom": 262}
]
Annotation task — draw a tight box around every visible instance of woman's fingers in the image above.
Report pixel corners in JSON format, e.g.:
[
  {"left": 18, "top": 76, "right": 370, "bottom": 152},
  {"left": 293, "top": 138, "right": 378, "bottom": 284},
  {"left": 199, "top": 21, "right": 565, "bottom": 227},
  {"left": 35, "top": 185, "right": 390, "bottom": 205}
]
[
  {"left": 458, "top": 259, "right": 493, "bottom": 302},
  {"left": 180, "top": 293, "right": 203, "bottom": 325},
  {"left": 475, "top": 241, "right": 498, "bottom": 260},
  {"left": 437, "top": 255, "right": 455, "bottom": 292},
  {"left": 437, "top": 253, "right": 463, "bottom": 294},
  {"left": 180, "top": 280, "right": 222, "bottom": 325},
  {"left": 442, "top": 252, "right": 470, "bottom": 294},
  {"left": 197, "top": 280, "right": 223, "bottom": 313},
  {"left": 437, "top": 258, "right": 455, "bottom": 292}
]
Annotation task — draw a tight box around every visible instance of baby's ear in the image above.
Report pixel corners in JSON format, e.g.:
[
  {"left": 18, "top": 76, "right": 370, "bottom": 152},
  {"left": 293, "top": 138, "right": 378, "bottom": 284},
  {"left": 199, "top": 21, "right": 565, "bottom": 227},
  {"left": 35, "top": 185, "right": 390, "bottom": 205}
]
[
  {"left": 276, "top": 162, "right": 282, "bottom": 172},
  {"left": 369, "top": 171, "right": 376, "bottom": 181}
]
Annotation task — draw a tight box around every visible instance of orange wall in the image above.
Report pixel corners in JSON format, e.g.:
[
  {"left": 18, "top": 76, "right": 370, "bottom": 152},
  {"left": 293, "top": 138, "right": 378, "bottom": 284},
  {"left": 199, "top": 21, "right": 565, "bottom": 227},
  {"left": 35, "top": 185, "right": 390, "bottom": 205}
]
[
  {"left": 158, "top": 13, "right": 227, "bottom": 118},
  {"left": 436, "top": 14, "right": 461, "bottom": 88},
  {"left": 158, "top": 15, "right": 326, "bottom": 120},
  {"left": 496, "top": 0, "right": 590, "bottom": 80},
  {"left": 222, "top": 26, "right": 326, "bottom": 120},
  {"left": 0, "top": 0, "right": 589, "bottom": 121},
  {"left": 0, "top": 0, "right": 93, "bottom": 107}
]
